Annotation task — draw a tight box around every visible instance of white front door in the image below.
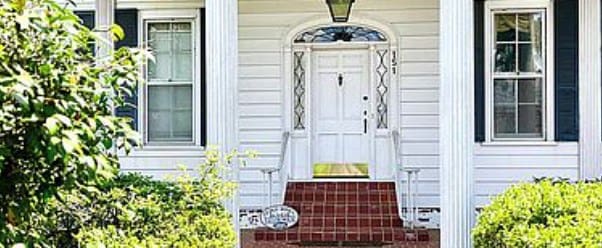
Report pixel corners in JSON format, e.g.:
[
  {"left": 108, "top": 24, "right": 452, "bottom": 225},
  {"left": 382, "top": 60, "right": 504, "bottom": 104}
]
[{"left": 311, "top": 49, "right": 371, "bottom": 178}]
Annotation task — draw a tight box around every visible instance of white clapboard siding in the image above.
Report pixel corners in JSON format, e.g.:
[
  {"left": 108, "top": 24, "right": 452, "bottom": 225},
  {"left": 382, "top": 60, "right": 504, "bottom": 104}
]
[
  {"left": 65, "top": 0, "right": 580, "bottom": 210},
  {"left": 237, "top": 0, "right": 445, "bottom": 209},
  {"left": 238, "top": 0, "right": 577, "bottom": 209}
]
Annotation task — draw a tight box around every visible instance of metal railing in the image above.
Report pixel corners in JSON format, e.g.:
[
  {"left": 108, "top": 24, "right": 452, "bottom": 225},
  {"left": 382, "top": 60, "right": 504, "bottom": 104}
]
[
  {"left": 259, "top": 131, "right": 290, "bottom": 207},
  {"left": 391, "top": 130, "right": 421, "bottom": 229}
]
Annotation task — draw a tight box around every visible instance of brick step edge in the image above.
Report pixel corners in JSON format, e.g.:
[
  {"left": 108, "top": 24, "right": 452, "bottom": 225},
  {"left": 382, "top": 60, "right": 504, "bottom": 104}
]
[{"left": 254, "top": 228, "right": 430, "bottom": 242}]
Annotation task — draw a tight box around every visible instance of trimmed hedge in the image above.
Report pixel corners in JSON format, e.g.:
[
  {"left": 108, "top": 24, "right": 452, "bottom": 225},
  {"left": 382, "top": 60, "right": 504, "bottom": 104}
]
[{"left": 473, "top": 180, "right": 602, "bottom": 248}]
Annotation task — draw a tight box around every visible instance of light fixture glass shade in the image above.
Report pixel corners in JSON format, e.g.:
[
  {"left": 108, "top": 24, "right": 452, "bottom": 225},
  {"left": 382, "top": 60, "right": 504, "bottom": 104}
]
[{"left": 326, "top": 0, "right": 355, "bottom": 22}]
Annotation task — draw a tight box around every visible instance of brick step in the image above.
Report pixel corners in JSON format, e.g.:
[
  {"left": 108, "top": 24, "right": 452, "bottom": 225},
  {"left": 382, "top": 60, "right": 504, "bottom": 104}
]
[
  {"left": 253, "top": 181, "right": 430, "bottom": 244},
  {"left": 298, "top": 216, "right": 403, "bottom": 228},
  {"left": 287, "top": 182, "right": 395, "bottom": 191},
  {"left": 285, "top": 189, "right": 396, "bottom": 194},
  {"left": 285, "top": 194, "right": 397, "bottom": 204},
  {"left": 254, "top": 227, "right": 430, "bottom": 242},
  {"left": 298, "top": 213, "right": 401, "bottom": 219},
  {"left": 288, "top": 204, "right": 398, "bottom": 212}
]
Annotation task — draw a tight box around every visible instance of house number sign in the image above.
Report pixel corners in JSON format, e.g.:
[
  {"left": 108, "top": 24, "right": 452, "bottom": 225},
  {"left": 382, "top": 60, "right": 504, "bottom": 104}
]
[{"left": 260, "top": 205, "right": 299, "bottom": 230}]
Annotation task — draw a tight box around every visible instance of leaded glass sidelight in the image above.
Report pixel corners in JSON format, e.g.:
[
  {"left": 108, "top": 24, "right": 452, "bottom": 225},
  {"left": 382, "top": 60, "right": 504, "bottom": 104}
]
[
  {"left": 293, "top": 51, "right": 307, "bottom": 130},
  {"left": 375, "top": 49, "right": 390, "bottom": 129},
  {"left": 294, "top": 26, "right": 387, "bottom": 43}
]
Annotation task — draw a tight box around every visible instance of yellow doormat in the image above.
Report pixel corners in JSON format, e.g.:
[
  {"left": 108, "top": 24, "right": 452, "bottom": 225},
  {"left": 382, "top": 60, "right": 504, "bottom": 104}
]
[{"left": 313, "top": 163, "right": 369, "bottom": 178}]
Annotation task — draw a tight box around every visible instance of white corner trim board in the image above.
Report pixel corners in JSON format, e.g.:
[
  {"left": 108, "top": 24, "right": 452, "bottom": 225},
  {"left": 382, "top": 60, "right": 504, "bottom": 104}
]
[
  {"left": 579, "top": 0, "right": 602, "bottom": 179},
  {"left": 439, "top": 0, "right": 475, "bottom": 247}
]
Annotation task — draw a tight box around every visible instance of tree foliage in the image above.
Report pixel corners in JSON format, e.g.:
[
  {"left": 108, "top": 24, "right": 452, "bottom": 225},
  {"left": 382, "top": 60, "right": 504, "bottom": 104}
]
[{"left": 0, "top": 0, "right": 144, "bottom": 244}]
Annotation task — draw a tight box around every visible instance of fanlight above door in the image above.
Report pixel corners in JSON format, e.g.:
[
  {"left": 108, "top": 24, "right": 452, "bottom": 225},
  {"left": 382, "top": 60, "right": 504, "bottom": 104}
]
[{"left": 294, "top": 25, "right": 387, "bottom": 43}]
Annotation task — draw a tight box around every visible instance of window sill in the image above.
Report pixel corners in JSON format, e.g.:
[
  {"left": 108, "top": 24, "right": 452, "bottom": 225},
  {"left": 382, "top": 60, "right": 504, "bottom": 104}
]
[
  {"left": 119, "top": 145, "right": 206, "bottom": 157},
  {"left": 478, "top": 141, "right": 558, "bottom": 147}
]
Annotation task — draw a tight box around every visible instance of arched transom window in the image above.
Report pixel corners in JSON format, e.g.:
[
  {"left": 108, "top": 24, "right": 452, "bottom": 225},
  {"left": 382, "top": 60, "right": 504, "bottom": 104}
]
[{"left": 294, "top": 25, "right": 387, "bottom": 43}]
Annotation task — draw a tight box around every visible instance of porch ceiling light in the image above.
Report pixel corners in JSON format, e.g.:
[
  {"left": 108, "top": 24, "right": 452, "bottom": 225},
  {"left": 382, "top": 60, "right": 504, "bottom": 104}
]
[{"left": 326, "top": 0, "right": 355, "bottom": 22}]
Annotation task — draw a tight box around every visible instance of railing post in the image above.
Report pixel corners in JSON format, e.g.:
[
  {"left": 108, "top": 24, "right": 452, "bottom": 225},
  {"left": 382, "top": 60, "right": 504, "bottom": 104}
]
[{"left": 267, "top": 172, "right": 273, "bottom": 207}]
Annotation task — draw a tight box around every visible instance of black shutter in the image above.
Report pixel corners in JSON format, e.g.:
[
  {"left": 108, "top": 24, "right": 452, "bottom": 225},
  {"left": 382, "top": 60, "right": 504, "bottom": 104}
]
[
  {"left": 114, "top": 9, "right": 139, "bottom": 130},
  {"left": 554, "top": 0, "right": 579, "bottom": 141},
  {"left": 74, "top": 11, "right": 95, "bottom": 29},
  {"left": 474, "top": 1, "right": 485, "bottom": 142},
  {"left": 74, "top": 11, "right": 95, "bottom": 54},
  {"left": 200, "top": 8, "right": 207, "bottom": 147}
]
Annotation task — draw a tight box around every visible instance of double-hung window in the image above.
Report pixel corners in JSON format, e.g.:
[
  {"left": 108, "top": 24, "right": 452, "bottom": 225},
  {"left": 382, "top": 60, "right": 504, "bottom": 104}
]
[
  {"left": 486, "top": 5, "right": 552, "bottom": 142},
  {"left": 144, "top": 18, "right": 196, "bottom": 145}
]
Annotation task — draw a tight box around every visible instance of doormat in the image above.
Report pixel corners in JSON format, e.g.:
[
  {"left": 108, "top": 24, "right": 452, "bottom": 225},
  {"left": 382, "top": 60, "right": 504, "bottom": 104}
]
[{"left": 313, "top": 163, "right": 369, "bottom": 178}]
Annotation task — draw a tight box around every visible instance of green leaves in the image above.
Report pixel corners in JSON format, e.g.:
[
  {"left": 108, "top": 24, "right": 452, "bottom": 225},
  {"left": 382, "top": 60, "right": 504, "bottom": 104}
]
[
  {"left": 53, "top": 148, "right": 240, "bottom": 247},
  {"left": 473, "top": 180, "right": 602, "bottom": 248},
  {"left": 0, "top": 0, "right": 145, "bottom": 246}
]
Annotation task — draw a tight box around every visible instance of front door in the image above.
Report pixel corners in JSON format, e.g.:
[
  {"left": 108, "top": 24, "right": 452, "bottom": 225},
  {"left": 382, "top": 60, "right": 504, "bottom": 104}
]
[{"left": 311, "top": 49, "right": 371, "bottom": 178}]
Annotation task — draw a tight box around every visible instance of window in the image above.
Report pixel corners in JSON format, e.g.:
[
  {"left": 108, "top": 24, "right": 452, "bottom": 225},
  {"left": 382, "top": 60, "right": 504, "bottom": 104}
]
[
  {"left": 486, "top": 6, "right": 551, "bottom": 141},
  {"left": 145, "top": 20, "right": 195, "bottom": 144}
]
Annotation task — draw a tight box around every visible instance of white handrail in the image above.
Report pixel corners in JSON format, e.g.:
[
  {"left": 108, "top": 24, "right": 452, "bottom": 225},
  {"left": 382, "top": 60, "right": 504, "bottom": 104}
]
[
  {"left": 259, "top": 131, "right": 290, "bottom": 207},
  {"left": 391, "top": 130, "right": 421, "bottom": 229},
  {"left": 391, "top": 130, "right": 403, "bottom": 219}
]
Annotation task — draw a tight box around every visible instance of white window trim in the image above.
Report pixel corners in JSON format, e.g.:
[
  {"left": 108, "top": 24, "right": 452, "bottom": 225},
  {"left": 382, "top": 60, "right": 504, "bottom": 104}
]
[
  {"left": 138, "top": 9, "right": 203, "bottom": 148},
  {"left": 484, "top": 0, "right": 555, "bottom": 144}
]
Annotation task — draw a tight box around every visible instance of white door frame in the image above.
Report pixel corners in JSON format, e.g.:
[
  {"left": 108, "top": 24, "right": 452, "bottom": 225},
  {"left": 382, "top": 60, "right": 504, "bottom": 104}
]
[{"left": 282, "top": 16, "right": 400, "bottom": 180}]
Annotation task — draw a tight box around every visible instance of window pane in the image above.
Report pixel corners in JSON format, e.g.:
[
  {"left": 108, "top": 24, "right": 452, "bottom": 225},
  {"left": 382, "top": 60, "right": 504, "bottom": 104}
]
[
  {"left": 494, "top": 105, "right": 516, "bottom": 136},
  {"left": 147, "top": 21, "right": 193, "bottom": 82},
  {"left": 495, "top": 14, "right": 516, "bottom": 42},
  {"left": 518, "top": 13, "right": 542, "bottom": 42},
  {"left": 518, "top": 44, "right": 543, "bottom": 73},
  {"left": 174, "top": 23, "right": 191, "bottom": 32},
  {"left": 494, "top": 79, "right": 515, "bottom": 104},
  {"left": 173, "top": 52, "right": 193, "bottom": 81},
  {"left": 494, "top": 79, "right": 516, "bottom": 137},
  {"left": 518, "top": 105, "right": 542, "bottom": 136},
  {"left": 149, "top": 52, "right": 171, "bottom": 80},
  {"left": 495, "top": 44, "right": 515, "bottom": 72},
  {"left": 149, "top": 23, "right": 169, "bottom": 32},
  {"left": 173, "top": 110, "right": 193, "bottom": 138},
  {"left": 149, "top": 31, "right": 171, "bottom": 52},
  {"left": 148, "top": 85, "right": 193, "bottom": 142},
  {"left": 518, "top": 79, "right": 542, "bottom": 103}
]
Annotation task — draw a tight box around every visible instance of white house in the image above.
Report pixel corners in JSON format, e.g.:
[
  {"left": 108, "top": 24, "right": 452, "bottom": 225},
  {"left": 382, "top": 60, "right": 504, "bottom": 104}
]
[{"left": 67, "top": 0, "right": 601, "bottom": 247}]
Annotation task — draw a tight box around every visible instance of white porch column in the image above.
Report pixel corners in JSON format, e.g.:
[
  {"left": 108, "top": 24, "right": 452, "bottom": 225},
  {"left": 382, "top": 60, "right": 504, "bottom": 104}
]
[
  {"left": 206, "top": 0, "right": 240, "bottom": 244},
  {"left": 94, "top": 0, "right": 114, "bottom": 60},
  {"left": 439, "top": 0, "right": 475, "bottom": 247},
  {"left": 579, "top": 0, "right": 602, "bottom": 179}
]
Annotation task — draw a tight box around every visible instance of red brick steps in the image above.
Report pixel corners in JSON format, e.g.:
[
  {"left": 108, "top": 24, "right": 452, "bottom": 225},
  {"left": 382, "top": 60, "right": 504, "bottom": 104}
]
[{"left": 253, "top": 182, "right": 430, "bottom": 244}]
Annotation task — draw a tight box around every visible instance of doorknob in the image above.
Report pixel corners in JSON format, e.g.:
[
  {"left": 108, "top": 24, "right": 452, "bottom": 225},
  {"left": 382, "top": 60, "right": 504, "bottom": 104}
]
[
  {"left": 363, "top": 110, "right": 368, "bottom": 134},
  {"left": 338, "top": 74, "right": 343, "bottom": 87}
]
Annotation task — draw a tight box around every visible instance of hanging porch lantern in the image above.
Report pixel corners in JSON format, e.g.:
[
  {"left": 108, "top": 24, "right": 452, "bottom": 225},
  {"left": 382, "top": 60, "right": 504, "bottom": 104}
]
[{"left": 326, "top": 0, "right": 355, "bottom": 22}]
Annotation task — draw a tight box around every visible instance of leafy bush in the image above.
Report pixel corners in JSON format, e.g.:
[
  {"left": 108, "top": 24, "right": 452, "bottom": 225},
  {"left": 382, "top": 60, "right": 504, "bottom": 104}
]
[
  {"left": 65, "top": 149, "right": 238, "bottom": 248},
  {"left": 0, "top": 0, "right": 145, "bottom": 245},
  {"left": 3, "top": 148, "right": 241, "bottom": 248},
  {"left": 473, "top": 180, "right": 602, "bottom": 247}
]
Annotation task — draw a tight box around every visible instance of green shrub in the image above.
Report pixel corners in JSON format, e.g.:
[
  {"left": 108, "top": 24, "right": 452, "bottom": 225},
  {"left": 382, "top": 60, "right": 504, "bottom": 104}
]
[
  {"left": 0, "top": 0, "right": 145, "bottom": 244},
  {"left": 3, "top": 148, "right": 242, "bottom": 248},
  {"left": 473, "top": 180, "right": 602, "bottom": 248},
  {"left": 68, "top": 149, "right": 239, "bottom": 248}
]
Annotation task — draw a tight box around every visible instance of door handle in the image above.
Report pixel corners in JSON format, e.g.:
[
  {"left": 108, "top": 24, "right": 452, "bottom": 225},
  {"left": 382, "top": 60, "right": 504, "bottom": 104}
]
[
  {"left": 338, "top": 74, "right": 343, "bottom": 87},
  {"left": 363, "top": 110, "right": 368, "bottom": 134},
  {"left": 364, "top": 118, "right": 368, "bottom": 134}
]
